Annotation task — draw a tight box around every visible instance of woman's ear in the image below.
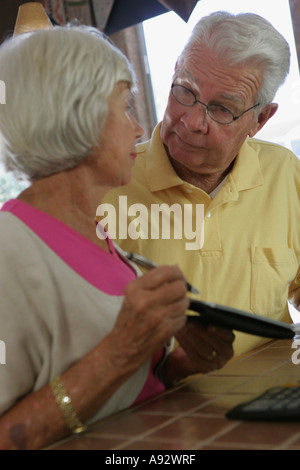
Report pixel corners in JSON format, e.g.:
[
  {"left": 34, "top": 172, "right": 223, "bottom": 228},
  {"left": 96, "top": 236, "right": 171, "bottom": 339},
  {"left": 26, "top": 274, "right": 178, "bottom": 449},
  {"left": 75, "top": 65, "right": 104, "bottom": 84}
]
[{"left": 249, "top": 103, "right": 278, "bottom": 137}]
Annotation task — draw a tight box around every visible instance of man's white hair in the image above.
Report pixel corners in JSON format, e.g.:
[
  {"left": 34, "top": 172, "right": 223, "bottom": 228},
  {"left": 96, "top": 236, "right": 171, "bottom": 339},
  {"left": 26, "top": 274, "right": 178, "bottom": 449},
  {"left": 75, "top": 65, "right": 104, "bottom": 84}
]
[{"left": 176, "top": 11, "right": 290, "bottom": 110}]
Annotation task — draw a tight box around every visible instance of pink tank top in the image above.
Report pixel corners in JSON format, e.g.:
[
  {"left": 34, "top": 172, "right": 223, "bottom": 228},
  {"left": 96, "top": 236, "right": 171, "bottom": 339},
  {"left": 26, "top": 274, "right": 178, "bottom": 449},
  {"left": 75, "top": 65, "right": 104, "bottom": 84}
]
[{"left": 1, "top": 199, "right": 165, "bottom": 403}]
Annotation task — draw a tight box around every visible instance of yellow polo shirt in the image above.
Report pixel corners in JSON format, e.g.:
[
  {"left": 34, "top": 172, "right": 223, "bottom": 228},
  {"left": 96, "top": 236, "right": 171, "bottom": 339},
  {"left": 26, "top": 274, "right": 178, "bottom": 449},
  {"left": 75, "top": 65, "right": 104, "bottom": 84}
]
[{"left": 101, "top": 124, "right": 300, "bottom": 357}]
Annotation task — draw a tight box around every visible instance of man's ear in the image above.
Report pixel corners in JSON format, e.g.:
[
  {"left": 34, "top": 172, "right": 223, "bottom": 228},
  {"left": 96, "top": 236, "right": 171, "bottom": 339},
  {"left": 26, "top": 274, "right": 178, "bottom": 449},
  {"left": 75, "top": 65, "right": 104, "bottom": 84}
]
[{"left": 249, "top": 103, "right": 278, "bottom": 137}]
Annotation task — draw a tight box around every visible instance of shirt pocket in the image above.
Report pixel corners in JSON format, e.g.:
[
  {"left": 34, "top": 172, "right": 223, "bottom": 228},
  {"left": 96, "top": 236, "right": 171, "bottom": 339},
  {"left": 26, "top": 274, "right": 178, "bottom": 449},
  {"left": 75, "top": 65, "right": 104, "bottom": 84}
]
[{"left": 250, "top": 246, "right": 297, "bottom": 319}]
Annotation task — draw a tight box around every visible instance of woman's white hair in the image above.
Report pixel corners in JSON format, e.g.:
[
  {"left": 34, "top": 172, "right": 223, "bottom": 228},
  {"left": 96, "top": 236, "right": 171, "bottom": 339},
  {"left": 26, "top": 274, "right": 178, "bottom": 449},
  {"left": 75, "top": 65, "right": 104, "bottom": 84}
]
[
  {"left": 176, "top": 11, "right": 290, "bottom": 110},
  {"left": 0, "top": 25, "right": 136, "bottom": 181}
]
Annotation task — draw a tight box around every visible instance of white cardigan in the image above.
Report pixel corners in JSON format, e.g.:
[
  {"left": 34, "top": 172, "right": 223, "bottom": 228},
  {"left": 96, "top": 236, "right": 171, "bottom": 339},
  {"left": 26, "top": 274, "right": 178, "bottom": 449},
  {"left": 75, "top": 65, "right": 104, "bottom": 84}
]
[{"left": 0, "top": 212, "right": 149, "bottom": 423}]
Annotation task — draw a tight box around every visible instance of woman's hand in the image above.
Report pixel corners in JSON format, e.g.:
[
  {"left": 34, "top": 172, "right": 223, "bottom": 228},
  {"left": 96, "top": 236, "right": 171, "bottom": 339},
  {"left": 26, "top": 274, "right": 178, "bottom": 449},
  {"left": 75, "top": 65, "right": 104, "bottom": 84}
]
[{"left": 108, "top": 265, "right": 190, "bottom": 374}]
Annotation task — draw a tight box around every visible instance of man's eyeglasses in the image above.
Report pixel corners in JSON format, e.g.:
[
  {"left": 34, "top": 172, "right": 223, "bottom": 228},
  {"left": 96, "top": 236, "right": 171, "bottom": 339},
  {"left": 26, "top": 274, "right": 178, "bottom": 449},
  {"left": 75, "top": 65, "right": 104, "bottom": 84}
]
[{"left": 171, "top": 83, "right": 260, "bottom": 125}]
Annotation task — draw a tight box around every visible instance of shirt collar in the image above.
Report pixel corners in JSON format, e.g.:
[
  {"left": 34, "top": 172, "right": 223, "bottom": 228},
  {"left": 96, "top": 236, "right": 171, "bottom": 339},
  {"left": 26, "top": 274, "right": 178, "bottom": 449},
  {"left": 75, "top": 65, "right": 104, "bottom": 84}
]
[
  {"left": 143, "top": 123, "right": 264, "bottom": 193},
  {"left": 230, "top": 138, "right": 264, "bottom": 191},
  {"left": 144, "top": 123, "right": 184, "bottom": 192}
]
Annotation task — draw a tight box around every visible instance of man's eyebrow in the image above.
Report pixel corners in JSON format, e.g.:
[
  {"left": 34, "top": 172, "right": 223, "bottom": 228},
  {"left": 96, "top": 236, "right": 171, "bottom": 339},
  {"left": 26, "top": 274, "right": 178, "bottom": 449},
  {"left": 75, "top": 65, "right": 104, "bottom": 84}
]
[
  {"left": 181, "top": 71, "right": 244, "bottom": 103},
  {"left": 220, "top": 93, "right": 244, "bottom": 105},
  {"left": 181, "top": 69, "right": 198, "bottom": 84},
  {"left": 179, "top": 70, "right": 246, "bottom": 109}
]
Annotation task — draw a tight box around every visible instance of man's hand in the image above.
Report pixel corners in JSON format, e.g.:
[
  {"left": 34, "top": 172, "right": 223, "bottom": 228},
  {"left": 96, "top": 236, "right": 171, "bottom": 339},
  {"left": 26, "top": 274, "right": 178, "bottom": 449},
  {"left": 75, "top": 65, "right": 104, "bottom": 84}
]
[{"left": 162, "top": 318, "right": 235, "bottom": 386}]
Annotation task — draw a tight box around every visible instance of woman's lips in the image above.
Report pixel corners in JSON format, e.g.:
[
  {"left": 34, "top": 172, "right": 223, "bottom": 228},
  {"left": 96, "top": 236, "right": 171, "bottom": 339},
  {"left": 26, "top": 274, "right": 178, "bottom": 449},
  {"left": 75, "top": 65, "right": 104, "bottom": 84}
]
[{"left": 130, "top": 152, "right": 137, "bottom": 160}]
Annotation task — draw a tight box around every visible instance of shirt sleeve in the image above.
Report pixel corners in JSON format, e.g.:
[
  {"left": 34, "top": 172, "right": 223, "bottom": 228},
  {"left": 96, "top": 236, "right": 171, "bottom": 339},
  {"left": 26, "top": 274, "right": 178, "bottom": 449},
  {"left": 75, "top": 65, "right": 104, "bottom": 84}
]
[{"left": 0, "top": 263, "right": 46, "bottom": 415}]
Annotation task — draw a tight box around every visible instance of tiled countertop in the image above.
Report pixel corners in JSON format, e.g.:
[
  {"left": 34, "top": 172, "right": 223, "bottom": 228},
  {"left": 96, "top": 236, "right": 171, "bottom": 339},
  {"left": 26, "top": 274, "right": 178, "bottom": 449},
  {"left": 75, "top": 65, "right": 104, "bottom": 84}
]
[{"left": 47, "top": 339, "right": 300, "bottom": 450}]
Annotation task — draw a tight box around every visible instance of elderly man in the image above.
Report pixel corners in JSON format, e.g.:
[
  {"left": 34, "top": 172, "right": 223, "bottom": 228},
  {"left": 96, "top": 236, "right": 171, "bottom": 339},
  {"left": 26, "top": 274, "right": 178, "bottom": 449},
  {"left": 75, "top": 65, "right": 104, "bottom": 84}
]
[{"left": 101, "top": 11, "right": 300, "bottom": 357}]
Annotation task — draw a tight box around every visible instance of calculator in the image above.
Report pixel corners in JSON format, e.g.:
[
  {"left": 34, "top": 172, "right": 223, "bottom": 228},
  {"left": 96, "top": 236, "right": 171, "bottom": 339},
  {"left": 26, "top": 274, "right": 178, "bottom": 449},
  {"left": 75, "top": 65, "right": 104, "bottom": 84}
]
[{"left": 226, "top": 385, "right": 300, "bottom": 420}]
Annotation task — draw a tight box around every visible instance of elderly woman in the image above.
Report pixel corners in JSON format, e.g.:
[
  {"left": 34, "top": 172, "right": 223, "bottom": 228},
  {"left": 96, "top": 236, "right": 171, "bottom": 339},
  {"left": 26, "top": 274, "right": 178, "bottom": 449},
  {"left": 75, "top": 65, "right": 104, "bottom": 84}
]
[{"left": 0, "top": 26, "right": 234, "bottom": 449}]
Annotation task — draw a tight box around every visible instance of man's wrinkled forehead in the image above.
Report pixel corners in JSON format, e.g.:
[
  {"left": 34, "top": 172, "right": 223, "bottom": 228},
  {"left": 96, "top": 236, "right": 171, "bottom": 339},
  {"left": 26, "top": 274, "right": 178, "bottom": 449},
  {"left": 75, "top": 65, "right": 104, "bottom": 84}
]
[{"left": 174, "top": 66, "right": 246, "bottom": 106}]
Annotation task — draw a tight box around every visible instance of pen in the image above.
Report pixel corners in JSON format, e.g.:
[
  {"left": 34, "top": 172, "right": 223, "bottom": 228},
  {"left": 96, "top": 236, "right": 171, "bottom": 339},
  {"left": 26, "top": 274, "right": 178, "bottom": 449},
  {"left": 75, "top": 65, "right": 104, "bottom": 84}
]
[{"left": 126, "top": 252, "right": 199, "bottom": 294}]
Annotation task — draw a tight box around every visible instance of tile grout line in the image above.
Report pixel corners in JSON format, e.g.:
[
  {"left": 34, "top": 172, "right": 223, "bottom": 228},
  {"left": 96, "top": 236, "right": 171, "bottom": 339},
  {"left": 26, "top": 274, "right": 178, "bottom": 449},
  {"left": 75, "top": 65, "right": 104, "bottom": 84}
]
[
  {"left": 275, "top": 428, "right": 300, "bottom": 450},
  {"left": 110, "top": 414, "right": 182, "bottom": 450},
  {"left": 81, "top": 359, "right": 293, "bottom": 449},
  {"left": 102, "top": 394, "right": 245, "bottom": 449},
  {"left": 191, "top": 420, "right": 241, "bottom": 450}
]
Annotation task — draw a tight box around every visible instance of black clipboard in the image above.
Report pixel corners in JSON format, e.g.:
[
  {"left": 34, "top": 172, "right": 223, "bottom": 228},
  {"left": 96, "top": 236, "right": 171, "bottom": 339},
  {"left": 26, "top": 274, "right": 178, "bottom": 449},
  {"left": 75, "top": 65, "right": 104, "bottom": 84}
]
[{"left": 187, "top": 299, "right": 298, "bottom": 339}]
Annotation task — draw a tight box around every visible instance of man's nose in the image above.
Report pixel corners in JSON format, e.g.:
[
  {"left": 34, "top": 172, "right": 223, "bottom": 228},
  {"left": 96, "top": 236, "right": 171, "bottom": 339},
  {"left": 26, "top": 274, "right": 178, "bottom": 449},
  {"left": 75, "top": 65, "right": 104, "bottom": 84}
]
[{"left": 180, "top": 103, "right": 209, "bottom": 133}]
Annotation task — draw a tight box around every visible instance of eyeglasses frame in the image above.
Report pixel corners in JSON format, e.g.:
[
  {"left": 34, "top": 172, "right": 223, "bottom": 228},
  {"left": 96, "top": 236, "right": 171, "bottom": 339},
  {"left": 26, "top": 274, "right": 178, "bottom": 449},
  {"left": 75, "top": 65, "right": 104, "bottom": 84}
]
[{"left": 171, "top": 83, "right": 260, "bottom": 125}]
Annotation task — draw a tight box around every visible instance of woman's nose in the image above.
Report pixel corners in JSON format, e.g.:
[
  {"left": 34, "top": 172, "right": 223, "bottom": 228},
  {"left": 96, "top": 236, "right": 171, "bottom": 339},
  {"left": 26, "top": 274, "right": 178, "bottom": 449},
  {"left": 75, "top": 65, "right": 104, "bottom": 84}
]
[
  {"left": 130, "top": 113, "right": 144, "bottom": 139},
  {"left": 135, "top": 120, "right": 144, "bottom": 139}
]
